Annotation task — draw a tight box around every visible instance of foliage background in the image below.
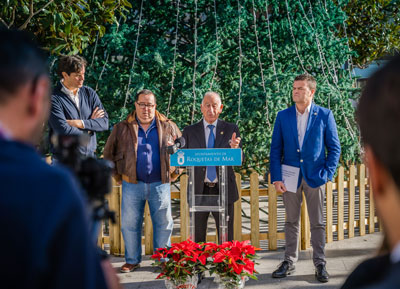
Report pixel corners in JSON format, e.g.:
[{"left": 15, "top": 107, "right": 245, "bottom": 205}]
[
  {"left": 81, "top": 0, "right": 360, "bottom": 174},
  {"left": 4, "top": 0, "right": 390, "bottom": 174},
  {"left": 338, "top": 0, "right": 399, "bottom": 68},
  {"left": 0, "top": 0, "right": 131, "bottom": 54}
]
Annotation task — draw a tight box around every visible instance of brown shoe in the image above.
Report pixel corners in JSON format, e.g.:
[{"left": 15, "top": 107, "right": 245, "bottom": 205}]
[{"left": 120, "top": 263, "right": 140, "bottom": 273}]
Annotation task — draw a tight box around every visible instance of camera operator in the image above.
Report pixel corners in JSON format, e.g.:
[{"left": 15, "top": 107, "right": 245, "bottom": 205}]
[
  {"left": 103, "top": 89, "right": 181, "bottom": 273},
  {"left": 0, "top": 29, "right": 119, "bottom": 289}
]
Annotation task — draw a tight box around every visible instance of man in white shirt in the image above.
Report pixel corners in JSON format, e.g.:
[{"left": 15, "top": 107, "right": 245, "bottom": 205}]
[
  {"left": 270, "top": 74, "right": 341, "bottom": 283},
  {"left": 49, "top": 55, "right": 109, "bottom": 158}
]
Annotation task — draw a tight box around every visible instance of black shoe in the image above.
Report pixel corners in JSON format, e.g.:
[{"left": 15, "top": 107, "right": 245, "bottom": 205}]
[
  {"left": 272, "top": 261, "right": 295, "bottom": 278},
  {"left": 315, "top": 264, "right": 329, "bottom": 283}
]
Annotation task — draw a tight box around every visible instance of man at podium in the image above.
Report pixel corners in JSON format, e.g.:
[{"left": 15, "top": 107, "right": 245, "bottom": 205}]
[{"left": 182, "top": 91, "right": 242, "bottom": 242}]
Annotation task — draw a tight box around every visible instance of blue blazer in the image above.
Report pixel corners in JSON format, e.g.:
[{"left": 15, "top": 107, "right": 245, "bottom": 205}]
[{"left": 270, "top": 103, "right": 341, "bottom": 188}]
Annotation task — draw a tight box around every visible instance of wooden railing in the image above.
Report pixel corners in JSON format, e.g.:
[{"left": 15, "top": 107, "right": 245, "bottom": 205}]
[{"left": 98, "top": 164, "right": 380, "bottom": 256}]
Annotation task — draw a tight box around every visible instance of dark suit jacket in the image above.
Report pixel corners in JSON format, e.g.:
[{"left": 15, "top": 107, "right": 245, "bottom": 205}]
[
  {"left": 341, "top": 254, "right": 391, "bottom": 289},
  {"left": 0, "top": 139, "right": 107, "bottom": 289},
  {"left": 182, "top": 119, "right": 242, "bottom": 204},
  {"left": 342, "top": 253, "right": 400, "bottom": 289},
  {"left": 366, "top": 260, "right": 400, "bottom": 288}
]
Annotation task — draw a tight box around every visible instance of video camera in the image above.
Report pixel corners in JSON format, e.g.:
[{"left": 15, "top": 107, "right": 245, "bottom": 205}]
[{"left": 51, "top": 134, "right": 115, "bottom": 240}]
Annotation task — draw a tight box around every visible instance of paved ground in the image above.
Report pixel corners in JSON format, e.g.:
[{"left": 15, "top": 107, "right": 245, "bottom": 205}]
[{"left": 109, "top": 232, "right": 382, "bottom": 289}]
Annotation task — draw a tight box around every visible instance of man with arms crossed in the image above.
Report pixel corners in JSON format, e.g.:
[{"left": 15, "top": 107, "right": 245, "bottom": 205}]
[
  {"left": 270, "top": 74, "right": 341, "bottom": 283},
  {"left": 49, "top": 55, "right": 108, "bottom": 158}
]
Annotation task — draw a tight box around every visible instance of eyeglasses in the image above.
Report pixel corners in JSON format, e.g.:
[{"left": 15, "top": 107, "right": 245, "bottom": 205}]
[{"left": 136, "top": 102, "right": 155, "bottom": 109}]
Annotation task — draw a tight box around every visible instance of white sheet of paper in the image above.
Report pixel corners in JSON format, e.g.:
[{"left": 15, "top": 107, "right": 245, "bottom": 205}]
[{"left": 281, "top": 164, "right": 300, "bottom": 193}]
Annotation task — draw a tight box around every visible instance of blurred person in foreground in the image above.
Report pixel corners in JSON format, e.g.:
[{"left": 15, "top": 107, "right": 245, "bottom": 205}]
[
  {"left": 341, "top": 55, "right": 400, "bottom": 289},
  {"left": 0, "top": 29, "right": 119, "bottom": 289}
]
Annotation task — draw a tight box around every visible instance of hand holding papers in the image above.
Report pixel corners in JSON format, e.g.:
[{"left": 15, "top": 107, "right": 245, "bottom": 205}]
[{"left": 281, "top": 164, "right": 300, "bottom": 193}]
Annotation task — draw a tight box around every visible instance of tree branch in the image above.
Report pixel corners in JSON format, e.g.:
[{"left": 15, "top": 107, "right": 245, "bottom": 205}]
[
  {"left": 19, "top": 0, "right": 55, "bottom": 30},
  {"left": 9, "top": 6, "right": 16, "bottom": 27},
  {"left": 0, "top": 17, "right": 9, "bottom": 28}
]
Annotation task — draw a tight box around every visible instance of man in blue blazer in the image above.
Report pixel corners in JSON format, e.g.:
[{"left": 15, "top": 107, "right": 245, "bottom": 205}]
[{"left": 270, "top": 74, "right": 341, "bottom": 283}]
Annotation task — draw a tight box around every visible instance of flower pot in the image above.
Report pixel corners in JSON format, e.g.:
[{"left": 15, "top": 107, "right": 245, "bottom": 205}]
[
  {"left": 164, "top": 274, "right": 198, "bottom": 289},
  {"left": 214, "top": 275, "right": 246, "bottom": 289}
]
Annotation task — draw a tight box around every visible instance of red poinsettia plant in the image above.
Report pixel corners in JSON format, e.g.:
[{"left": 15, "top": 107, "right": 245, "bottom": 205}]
[
  {"left": 151, "top": 239, "right": 209, "bottom": 284},
  {"left": 151, "top": 239, "right": 259, "bottom": 287},
  {"left": 204, "top": 240, "right": 260, "bottom": 285}
]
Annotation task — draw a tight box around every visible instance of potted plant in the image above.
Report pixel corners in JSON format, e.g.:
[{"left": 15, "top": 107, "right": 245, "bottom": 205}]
[
  {"left": 204, "top": 240, "right": 260, "bottom": 289},
  {"left": 151, "top": 239, "right": 209, "bottom": 289}
]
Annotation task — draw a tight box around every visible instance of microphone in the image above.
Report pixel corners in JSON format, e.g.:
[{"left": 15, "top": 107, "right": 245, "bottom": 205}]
[{"left": 166, "top": 137, "right": 186, "bottom": 154}]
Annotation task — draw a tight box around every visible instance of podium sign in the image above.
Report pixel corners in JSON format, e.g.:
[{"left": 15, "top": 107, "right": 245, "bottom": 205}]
[
  {"left": 170, "top": 148, "right": 242, "bottom": 244},
  {"left": 170, "top": 148, "right": 242, "bottom": 167}
]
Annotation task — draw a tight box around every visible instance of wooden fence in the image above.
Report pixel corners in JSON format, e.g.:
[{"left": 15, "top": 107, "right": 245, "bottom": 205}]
[{"left": 98, "top": 164, "right": 381, "bottom": 256}]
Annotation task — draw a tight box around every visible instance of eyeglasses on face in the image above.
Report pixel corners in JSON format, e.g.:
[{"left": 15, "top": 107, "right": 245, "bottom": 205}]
[{"left": 136, "top": 102, "right": 155, "bottom": 109}]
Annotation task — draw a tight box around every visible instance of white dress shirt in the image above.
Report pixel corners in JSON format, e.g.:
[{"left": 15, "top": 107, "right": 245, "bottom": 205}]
[
  {"left": 0, "top": 120, "right": 12, "bottom": 140},
  {"left": 391, "top": 241, "right": 400, "bottom": 264},
  {"left": 296, "top": 103, "right": 312, "bottom": 150},
  {"left": 61, "top": 80, "right": 80, "bottom": 110},
  {"left": 203, "top": 118, "right": 218, "bottom": 183},
  {"left": 60, "top": 80, "right": 85, "bottom": 128}
]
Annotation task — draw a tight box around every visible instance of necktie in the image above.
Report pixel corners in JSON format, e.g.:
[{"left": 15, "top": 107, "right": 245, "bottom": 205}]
[{"left": 207, "top": 124, "right": 217, "bottom": 182}]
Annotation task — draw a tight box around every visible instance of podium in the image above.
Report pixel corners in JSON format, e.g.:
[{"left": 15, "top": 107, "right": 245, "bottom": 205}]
[{"left": 171, "top": 148, "right": 242, "bottom": 243}]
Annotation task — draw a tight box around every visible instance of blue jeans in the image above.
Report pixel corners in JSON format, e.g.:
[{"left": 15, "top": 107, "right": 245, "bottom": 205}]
[{"left": 121, "top": 181, "right": 173, "bottom": 264}]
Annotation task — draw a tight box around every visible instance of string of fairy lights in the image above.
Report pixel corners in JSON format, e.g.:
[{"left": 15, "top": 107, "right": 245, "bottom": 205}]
[
  {"left": 284, "top": 0, "right": 308, "bottom": 74},
  {"left": 298, "top": 0, "right": 357, "bottom": 141},
  {"left": 284, "top": 0, "right": 354, "bottom": 141},
  {"left": 310, "top": 0, "right": 354, "bottom": 83},
  {"left": 96, "top": 0, "right": 357, "bottom": 146},
  {"left": 264, "top": 0, "right": 279, "bottom": 92},
  {"left": 191, "top": 0, "right": 198, "bottom": 124},
  {"left": 166, "top": 0, "right": 181, "bottom": 118},
  {"left": 121, "top": 0, "right": 144, "bottom": 119},
  {"left": 251, "top": 0, "right": 271, "bottom": 129},
  {"left": 237, "top": 0, "right": 243, "bottom": 122},
  {"left": 94, "top": 16, "right": 123, "bottom": 92},
  {"left": 281, "top": 0, "right": 354, "bottom": 141},
  {"left": 209, "top": 0, "right": 220, "bottom": 91},
  {"left": 90, "top": 31, "right": 99, "bottom": 68}
]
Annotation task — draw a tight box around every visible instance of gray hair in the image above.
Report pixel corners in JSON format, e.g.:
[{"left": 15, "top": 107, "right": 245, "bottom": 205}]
[{"left": 202, "top": 91, "right": 222, "bottom": 104}]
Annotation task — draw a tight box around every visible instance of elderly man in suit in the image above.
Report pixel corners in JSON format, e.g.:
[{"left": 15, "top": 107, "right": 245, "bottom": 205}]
[
  {"left": 270, "top": 74, "right": 341, "bottom": 283},
  {"left": 341, "top": 55, "right": 400, "bottom": 289},
  {"left": 182, "top": 91, "right": 242, "bottom": 242}
]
